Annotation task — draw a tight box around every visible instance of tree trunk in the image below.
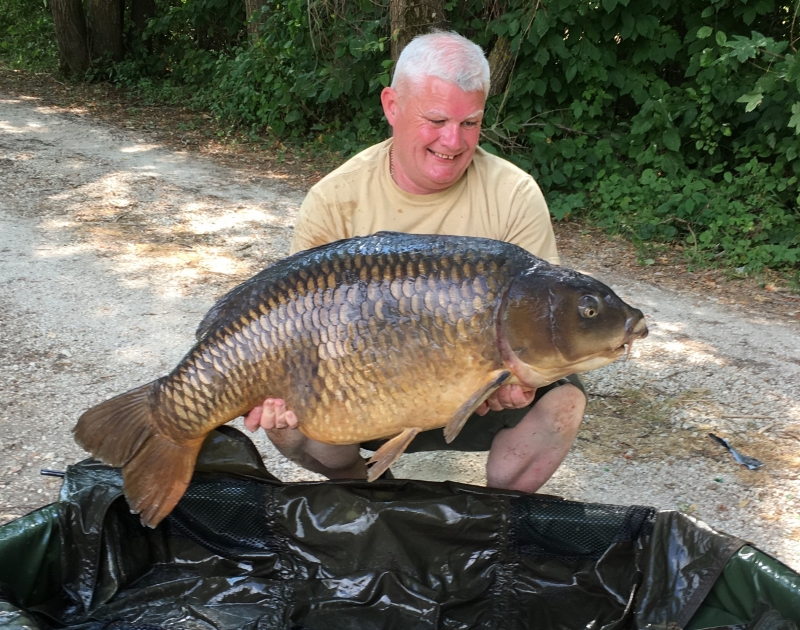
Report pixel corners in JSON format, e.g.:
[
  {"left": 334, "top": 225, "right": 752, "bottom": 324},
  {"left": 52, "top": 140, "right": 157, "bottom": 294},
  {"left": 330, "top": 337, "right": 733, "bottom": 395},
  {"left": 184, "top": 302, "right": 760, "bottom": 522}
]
[
  {"left": 389, "top": 0, "right": 447, "bottom": 61},
  {"left": 488, "top": 35, "right": 514, "bottom": 96},
  {"left": 244, "top": 0, "right": 267, "bottom": 41},
  {"left": 51, "top": 0, "right": 91, "bottom": 75},
  {"left": 131, "top": 0, "right": 156, "bottom": 36},
  {"left": 87, "top": 0, "right": 125, "bottom": 62}
]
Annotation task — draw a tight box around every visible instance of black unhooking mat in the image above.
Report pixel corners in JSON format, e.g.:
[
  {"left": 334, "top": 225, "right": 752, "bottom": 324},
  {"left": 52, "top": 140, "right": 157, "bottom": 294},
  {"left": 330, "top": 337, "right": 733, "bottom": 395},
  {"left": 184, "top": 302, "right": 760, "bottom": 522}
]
[{"left": 1, "top": 427, "right": 798, "bottom": 630}]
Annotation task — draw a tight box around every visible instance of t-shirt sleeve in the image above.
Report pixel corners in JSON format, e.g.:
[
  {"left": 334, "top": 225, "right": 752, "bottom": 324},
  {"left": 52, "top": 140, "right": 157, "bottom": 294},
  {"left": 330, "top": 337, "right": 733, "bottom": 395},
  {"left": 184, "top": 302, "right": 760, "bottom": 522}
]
[
  {"left": 290, "top": 187, "right": 349, "bottom": 255},
  {"left": 503, "top": 177, "right": 561, "bottom": 265}
]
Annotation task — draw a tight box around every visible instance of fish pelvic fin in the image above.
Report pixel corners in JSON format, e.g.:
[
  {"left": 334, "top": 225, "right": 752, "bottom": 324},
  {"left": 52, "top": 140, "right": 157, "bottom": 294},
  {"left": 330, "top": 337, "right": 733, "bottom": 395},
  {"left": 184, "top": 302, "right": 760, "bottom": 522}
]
[
  {"left": 443, "top": 370, "right": 512, "bottom": 443},
  {"left": 366, "top": 427, "right": 420, "bottom": 482},
  {"left": 73, "top": 382, "right": 157, "bottom": 467},
  {"left": 123, "top": 433, "right": 205, "bottom": 528}
]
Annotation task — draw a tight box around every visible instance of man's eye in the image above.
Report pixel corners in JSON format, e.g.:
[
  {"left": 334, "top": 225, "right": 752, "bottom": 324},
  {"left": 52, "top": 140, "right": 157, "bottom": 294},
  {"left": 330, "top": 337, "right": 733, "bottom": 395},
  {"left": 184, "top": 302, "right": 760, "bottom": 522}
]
[
  {"left": 429, "top": 119, "right": 445, "bottom": 125},
  {"left": 462, "top": 121, "right": 480, "bottom": 128}
]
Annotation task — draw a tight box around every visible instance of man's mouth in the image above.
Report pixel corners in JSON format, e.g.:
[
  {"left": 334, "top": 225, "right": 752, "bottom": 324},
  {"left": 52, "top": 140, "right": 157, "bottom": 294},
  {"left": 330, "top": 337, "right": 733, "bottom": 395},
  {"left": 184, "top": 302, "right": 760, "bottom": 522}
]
[{"left": 430, "top": 150, "right": 456, "bottom": 160}]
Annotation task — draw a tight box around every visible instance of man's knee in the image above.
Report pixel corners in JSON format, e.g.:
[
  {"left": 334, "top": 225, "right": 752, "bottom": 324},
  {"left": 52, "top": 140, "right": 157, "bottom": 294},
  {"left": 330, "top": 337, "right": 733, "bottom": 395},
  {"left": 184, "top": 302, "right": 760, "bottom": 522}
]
[
  {"left": 485, "top": 383, "right": 586, "bottom": 492},
  {"left": 538, "top": 383, "right": 586, "bottom": 433}
]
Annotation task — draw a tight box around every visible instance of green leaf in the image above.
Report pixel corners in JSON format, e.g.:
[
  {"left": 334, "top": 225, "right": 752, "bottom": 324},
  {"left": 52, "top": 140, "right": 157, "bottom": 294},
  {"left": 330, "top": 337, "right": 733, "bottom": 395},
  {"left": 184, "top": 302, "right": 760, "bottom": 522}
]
[
  {"left": 534, "top": 14, "right": 550, "bottom": 38},
  {"left": 640, "top": 168, "right": 657, "bottom": 185},
  {"left": 602, "top": 0, "right": 617, "bottom": 12},
  {"left": 715, "top": 31, "right": 727, "bottom": 46},
  {"left": 789, "top": 103, "right": 800, "bottom": 134},
  {"left": 621, "top": 12, "right": 635, "bottom": 39},
  {"left": 737, "top": 91, "right": 763, "bottom": 112},
  {"left": 662, "top": 128, "right": 681, "bottom": 151},
  {"left": 636, "top": 17, "right": 651, "bottom": 37},
  {"left": 701, "top": 7, "right": 714, "bottom": 18},
  {"left": 696, "top": 26, "right": 713, "bottom": 39}
]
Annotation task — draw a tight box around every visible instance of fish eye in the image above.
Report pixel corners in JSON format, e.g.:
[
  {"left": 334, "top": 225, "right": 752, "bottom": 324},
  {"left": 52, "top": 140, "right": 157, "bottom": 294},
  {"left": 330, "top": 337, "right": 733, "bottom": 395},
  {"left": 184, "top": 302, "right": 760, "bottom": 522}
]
[{"left": 579, "top": 295, "right": 600, "bottom": 319}]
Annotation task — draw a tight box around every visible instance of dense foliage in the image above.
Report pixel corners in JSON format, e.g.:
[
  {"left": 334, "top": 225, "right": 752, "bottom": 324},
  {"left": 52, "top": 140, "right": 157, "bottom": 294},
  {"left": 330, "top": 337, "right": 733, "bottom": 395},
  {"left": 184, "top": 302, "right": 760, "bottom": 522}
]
[
  {"left": 478, "top": 0, "right": 800, "bottom": 273},
  {"left": 0, "top": 0, "right": 58, "bottom": 70},
  {"left": 3, "top": 0, "right": 799, "bottom": 273}
]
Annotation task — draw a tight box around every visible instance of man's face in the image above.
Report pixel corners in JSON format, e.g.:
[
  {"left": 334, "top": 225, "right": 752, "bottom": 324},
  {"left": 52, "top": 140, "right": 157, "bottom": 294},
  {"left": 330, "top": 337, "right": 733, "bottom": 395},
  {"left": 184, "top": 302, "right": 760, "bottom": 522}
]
[{"left": 381, "top": 76, "right": 485, "bottom": 195}]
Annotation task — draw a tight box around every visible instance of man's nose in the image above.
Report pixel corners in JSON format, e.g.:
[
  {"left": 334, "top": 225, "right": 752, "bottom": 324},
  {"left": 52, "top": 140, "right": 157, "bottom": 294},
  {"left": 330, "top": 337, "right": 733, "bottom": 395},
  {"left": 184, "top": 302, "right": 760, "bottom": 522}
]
[{"left": 439, "top": 122, "right": 463, "bottom": 148}]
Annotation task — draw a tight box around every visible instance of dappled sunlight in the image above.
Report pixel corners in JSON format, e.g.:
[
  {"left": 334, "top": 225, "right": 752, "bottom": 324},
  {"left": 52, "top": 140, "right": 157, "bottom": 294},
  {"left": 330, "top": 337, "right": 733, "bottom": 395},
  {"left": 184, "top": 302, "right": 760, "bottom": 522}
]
[
  {"left": 27, "top": 162, "right": 298, "bottom": 305},
  {"left": 0, "top": 119, "right": 43, "bottom": 135},
  {"left": 120, "top": 144, "right": 161, "bottom": 154},
  {"left": 184, "top": 204, "right": 282, "bottom": 234}
]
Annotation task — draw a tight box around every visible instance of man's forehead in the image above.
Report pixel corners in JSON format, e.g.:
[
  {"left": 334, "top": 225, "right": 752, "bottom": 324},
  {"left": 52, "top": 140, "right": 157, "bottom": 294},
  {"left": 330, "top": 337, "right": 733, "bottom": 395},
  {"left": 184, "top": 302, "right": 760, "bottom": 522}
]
[
  {"left": 399, "top": 76, "right": 486, "bottom": 118},
  {"left": 423, "top": 107, "right": 484, "bottom": 119},
  {"left": 399, "top": 75, "right": 485, "bottom": 101}
]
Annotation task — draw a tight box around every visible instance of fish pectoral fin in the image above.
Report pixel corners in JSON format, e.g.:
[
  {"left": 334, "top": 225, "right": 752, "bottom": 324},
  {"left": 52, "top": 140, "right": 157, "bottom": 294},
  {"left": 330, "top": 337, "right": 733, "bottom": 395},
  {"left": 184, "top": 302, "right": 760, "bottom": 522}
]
[
  {"left": 123, "top": 433, "right": 205, "bottom": 528},
  {"left": 443, "top": 370, "right": 513, "bottom": 444},
  {"left": 366, "top": 427, "right": 420, "bottom": 482}
]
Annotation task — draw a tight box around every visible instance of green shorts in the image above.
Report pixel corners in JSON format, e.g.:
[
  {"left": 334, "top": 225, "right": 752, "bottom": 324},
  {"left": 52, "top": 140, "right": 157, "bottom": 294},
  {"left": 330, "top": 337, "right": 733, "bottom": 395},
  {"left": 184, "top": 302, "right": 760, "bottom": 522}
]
[{"left": 361, "top": 374, "right": 586, "bottom": 454}]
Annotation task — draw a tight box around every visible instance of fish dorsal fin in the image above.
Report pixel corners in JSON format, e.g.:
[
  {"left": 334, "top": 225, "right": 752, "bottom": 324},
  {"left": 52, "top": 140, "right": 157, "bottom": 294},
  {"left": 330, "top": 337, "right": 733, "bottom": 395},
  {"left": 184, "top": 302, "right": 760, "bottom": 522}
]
[
  {"left": 194, "top": 231, "right": 524, "bottom": 341},
  {"left": 443, "top": 370, "right": 513, "bottom": 443},
  {"left": 195, "top": 281, "right": 258, "bottom": 341}
]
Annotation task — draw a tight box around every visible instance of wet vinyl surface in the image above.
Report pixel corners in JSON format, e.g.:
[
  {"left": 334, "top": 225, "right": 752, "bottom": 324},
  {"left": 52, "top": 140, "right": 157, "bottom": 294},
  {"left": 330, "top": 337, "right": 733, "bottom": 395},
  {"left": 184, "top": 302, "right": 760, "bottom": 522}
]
[{"left": 5, "top": 429, "right": 797, "bottom": 630}]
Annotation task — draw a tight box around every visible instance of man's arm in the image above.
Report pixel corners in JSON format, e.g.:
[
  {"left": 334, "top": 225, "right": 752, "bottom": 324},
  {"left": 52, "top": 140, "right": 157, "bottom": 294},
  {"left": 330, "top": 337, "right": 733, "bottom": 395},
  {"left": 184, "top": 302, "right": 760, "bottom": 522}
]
[
  {"left": 289, "top": 187, "right": 350, "bottom": 255},
  {"left": 503, "top": 176, "right": 561, "bottom": 264}
]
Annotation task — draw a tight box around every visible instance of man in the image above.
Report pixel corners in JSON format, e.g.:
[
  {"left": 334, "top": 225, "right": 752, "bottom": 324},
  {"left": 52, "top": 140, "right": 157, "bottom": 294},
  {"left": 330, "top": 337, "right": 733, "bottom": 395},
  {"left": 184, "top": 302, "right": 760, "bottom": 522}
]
[{"left": 244, "top": 31, "right": 586, "bottom": 493}]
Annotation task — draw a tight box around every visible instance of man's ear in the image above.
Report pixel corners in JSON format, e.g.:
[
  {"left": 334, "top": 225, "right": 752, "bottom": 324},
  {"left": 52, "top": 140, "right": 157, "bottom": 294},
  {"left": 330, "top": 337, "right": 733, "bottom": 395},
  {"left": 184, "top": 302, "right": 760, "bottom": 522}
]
[{"left": 381, "top": 87, "right": 399, "bottom": 126}]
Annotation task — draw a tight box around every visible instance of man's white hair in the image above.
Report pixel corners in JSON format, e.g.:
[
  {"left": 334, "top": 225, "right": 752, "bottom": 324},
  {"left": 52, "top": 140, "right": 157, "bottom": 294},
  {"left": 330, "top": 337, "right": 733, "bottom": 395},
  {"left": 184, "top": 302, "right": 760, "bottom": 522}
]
[{"left": 391, "top": 31, "right": 490, "bottom": 96}]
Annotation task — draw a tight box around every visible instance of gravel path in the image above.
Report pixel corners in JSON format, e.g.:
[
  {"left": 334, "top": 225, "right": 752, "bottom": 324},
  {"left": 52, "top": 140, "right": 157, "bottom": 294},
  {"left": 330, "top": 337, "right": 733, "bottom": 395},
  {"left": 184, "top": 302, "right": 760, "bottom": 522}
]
[{"left": 1, "top": 94, "right": 798, "bottom": 572}]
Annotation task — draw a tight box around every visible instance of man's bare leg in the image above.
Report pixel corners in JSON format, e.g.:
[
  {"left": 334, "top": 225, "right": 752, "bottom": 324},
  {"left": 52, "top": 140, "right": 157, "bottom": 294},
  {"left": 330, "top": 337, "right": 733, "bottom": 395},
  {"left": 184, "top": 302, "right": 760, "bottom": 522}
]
[
  {"left": 267, "top": 427, "right": 367, "bottom": 479},
  {"left": 486, "top": 384, "right": 585, "bottom": 493},
  {"left": 245, "top": 398, "right": 366, "bottom": 479}
]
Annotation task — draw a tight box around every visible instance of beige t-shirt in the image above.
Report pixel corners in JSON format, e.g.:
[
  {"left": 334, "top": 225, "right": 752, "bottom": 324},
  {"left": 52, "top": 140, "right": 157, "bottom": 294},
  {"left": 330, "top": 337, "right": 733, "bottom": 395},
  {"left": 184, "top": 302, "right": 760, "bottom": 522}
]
[{"left": 290, "top": 138, "right": 560, "bottom": 264}]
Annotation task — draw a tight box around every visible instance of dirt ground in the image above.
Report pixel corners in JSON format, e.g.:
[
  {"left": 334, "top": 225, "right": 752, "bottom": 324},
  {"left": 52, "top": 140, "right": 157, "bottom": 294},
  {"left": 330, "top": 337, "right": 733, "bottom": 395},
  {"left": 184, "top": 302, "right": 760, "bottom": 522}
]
[{"left": 1, "top": 73, "right": 799, "bottom": 572}]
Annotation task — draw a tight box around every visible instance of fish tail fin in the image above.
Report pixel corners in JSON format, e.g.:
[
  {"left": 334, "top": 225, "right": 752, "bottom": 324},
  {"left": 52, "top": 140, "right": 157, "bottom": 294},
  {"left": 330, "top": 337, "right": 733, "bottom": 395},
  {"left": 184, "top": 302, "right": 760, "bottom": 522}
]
[
  {"left": 73, "top": 381, "right": 203, "bottom": 528},
  {"left": 73, "top": 382, "right": 157, "bottom": 467},
  {"left": 123, "top": 433, "right": 205, "bottom": 528}
]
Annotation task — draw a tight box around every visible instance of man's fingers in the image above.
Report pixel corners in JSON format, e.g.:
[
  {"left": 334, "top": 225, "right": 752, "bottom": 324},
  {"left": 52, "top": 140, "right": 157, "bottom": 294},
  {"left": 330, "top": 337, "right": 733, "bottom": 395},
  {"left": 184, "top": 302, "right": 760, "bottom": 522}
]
[
  {"left": 273, "top": 399, "right": 290, "bottom": 429},
  {"left": 242, "top": 398, "right": 301, "bottom": 432},
  {"left": 482, "top": 385, "right": 537, "bottom": 412},
  {"left": 502, "top": 384, "right": 535, "bottom": 408},
  {"left": 284, "top": 410, "right": 298, "bottom": 428},
  {"left": 244, "top": 406, "right": 263, "bottom": 432},
  {"left": 259, "top": 398, "right": 299, "bottom": 430}
]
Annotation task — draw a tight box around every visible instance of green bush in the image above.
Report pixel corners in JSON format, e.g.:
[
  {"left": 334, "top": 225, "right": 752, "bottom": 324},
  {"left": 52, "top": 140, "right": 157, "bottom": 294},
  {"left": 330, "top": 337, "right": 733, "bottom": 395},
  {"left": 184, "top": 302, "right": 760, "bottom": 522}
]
[
  {"left": 111, "top": 0, "right": 392, "bottom": 152},
  {"left": 468, "top": 0, "right": 799, "bottom": 272},
  {"left": 0, "top": 0, "right": 58, "bottom": 70}
]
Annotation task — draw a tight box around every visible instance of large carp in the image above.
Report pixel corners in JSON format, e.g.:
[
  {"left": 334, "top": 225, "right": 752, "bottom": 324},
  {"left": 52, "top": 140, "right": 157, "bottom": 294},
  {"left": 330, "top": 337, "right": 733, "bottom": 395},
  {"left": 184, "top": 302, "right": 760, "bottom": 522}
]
[{"left": 74, "top": 232, "right": 648, "bottom": 527}]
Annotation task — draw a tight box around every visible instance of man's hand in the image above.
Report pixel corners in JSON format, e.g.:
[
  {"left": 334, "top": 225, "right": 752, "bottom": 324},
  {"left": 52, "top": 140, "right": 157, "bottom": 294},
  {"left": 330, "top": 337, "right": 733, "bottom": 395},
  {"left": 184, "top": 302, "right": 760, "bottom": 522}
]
[
  {"left": 244, "top": 398, "right": 298, "bottom": 432},
  {"left": 475, "top": 384, "right": 536, "bottom": 416}
]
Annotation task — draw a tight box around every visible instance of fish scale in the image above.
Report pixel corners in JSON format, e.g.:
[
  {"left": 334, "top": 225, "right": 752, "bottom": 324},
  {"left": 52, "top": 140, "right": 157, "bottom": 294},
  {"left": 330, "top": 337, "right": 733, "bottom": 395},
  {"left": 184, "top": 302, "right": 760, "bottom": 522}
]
[{"left": 73, "top": 232, "right": 648, "bottom": 527}]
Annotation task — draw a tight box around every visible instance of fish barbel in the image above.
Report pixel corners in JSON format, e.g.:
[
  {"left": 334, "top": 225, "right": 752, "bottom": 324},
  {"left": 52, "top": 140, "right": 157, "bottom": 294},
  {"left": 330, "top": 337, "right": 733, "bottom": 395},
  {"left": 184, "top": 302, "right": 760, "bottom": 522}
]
[{"left": 73, "top": 232, "right": 648, "bottom": 527}]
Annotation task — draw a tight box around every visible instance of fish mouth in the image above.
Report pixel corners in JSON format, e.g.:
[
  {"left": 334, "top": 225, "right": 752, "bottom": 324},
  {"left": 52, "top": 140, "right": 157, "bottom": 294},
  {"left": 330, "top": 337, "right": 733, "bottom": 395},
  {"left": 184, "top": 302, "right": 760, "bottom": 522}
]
[{"left": 618, "top": 315, "right": 649, "bottom": 360}]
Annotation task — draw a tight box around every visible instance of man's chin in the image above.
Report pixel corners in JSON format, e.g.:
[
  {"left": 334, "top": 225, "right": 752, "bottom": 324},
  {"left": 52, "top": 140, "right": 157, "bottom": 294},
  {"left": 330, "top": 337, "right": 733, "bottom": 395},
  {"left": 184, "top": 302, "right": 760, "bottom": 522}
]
[{"left": 423, "top": 167, "right": 467, "bottom": 189}]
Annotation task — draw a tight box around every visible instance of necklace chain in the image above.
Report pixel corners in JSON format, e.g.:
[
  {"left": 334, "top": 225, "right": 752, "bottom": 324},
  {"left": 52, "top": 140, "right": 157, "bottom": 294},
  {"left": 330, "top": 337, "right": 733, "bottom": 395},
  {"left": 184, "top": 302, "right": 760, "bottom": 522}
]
[{"left": 389, "top": 148, "right": 395, "bottom": 180}]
